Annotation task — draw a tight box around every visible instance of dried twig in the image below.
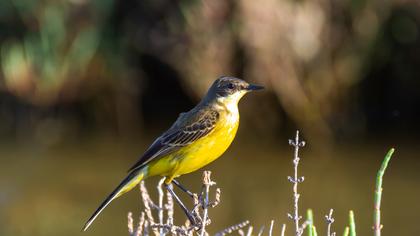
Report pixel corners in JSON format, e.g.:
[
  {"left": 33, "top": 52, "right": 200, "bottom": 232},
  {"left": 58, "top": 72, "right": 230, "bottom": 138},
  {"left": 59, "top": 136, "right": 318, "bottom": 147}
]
[
  {"left": 200, "top": 171, "right": 215, "bottom": 236},
  {"left": 257, "top": 225, "right": 265, "bottom": 236},
  {"left": 136, "top": 212, "right": 146, "bottom": 236},
  {"left": 209, "top": 188, "right": 221, "bottom": 208},
  {"left": 373, "top": 148, "right": 395, "bottom": 236},
  {"left": 280, "top": 224, "right": 286, "bottom": 236},
  {"left": 128, "top": 210, "right": 147, "bottom": 236},
  {"left": 165, "top": 189, "right": 174, "bottom": 227},
  {"left": 268, "top": 220, "right": 274, "bottom": 236},
  {"left": 215, "top": 220, "right": 250, "bottom": 236},
  {"left": 128, "top": 212, "right": 134, "bottom": 235},
  {"left": 287, "top": 130, "right": 306, "bottom": 236},
  {"left": 157, "top": 178, "right": 165, "bottom": 235},
  {"left": 144, "top": 220, "right": 150, "bottom": 236},
  {"left": 140, "top": 181, "right": 159, "bottom": 235},
  {"left": 245, "top": 226, "right": 253, "bottom": 236},
  {"left": 325, "top": 209, "right": 335, "bottom": 236},
  {"left": 129, "top": 171, "right": 221, "bottom": 236}
]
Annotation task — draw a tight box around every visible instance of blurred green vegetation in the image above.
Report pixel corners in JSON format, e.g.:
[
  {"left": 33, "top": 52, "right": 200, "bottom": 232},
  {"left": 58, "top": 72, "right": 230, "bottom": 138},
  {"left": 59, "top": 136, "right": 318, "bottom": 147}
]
[
  {"left": 0, "top": 0, "right": 419, "bottom": 235},
  {"left": 0, "top": 0, "right": 419, "bottom": 142}
]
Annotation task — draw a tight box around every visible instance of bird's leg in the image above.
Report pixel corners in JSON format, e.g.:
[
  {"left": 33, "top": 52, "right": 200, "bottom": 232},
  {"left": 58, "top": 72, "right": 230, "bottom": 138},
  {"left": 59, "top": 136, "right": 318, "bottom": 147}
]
[
  {"left": 164, "top": 183, "right": 197, "bottom": 226},
  {"left": 172, "top": 179, "right": 194, "bottom": 198},
  {"left": 173, "top": 179, "right": 205, "bottom": 211}
]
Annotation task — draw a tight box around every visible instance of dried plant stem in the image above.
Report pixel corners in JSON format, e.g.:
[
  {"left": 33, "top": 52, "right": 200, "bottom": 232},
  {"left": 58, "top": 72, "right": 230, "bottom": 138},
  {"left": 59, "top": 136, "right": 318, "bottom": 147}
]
[
  {"left": 287, "top": 130, "right": 306, "bottom": 236},
  {"left": 165, "top": 189, "right": 174, "bottom": 226},
  {"left": 280, "top": 224, "right": 286, "bottom": 236},
  {"left": 325, "top": 209, "right": 335, "bottom": 236},
  {"left": 137, "top": 212, "right": 146, "bottom": 236},
  {"left": 131, "top": 171, "right": 222, "bottom": 236},
  {"left": 373, "top": 148, "right": 395, "bottom": 236},
  {"left": 128, "top": 212, "right": 134, "bottom": 235},
  {"left": 257, "top": 226, "right": 265, "bottom": 236},
  {"left": 144, "top": 220, "right": 150, "bottom": 236},
  {"left": 268, "top": 220, "right": 274, "bottom": 236},
  {"left": 200, "top": 171, "right": 215, "bottom": 236},
  {"left": 157, "top": 178, "right": 165, "bottom": 235},
  {"left": 246, "top": 226, "right": 253, "bottom": 236},
  {"left": 140, "top": 181, "right": 159, "bottom": 235},
  {"left": 215, "top": 220, "right": 250, "bottom": 236}
]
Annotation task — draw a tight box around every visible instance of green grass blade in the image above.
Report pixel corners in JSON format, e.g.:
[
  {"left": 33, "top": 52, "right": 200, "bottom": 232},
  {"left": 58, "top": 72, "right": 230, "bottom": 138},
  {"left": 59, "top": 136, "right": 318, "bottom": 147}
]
[
  {"left": 349, "top": 210, "right": 356, "bottom": 236},
  {"left": 343, "top": 226, "right": 349, "bottom": 236},
  {"left": 312, "top": 226, "right": 318, "bottom": 236}
]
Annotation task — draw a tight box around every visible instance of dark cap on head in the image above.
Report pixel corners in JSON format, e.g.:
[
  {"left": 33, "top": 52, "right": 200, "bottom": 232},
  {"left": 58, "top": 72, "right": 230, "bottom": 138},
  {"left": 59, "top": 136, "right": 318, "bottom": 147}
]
[{"left": 212, "top": 76, "right": 264, "bottom": 97}]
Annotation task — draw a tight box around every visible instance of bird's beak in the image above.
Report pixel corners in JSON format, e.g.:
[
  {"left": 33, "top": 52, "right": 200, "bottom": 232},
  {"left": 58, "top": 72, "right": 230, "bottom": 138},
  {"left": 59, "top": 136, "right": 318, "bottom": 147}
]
[{"left": 246, "top": 84, "right": 264, "bottom": 91}]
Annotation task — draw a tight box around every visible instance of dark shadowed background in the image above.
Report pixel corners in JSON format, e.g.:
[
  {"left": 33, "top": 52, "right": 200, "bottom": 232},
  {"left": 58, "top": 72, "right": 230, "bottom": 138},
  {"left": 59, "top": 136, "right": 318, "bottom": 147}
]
[{"left": 0, "top": 0, "right": 419, "bottom": 235}]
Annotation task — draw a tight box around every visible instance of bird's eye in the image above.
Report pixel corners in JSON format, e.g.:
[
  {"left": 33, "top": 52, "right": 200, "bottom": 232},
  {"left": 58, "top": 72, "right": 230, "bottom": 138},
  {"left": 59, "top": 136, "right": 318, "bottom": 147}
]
[{"left": 227, "top": 83, "right": 234, "bottom": 89}]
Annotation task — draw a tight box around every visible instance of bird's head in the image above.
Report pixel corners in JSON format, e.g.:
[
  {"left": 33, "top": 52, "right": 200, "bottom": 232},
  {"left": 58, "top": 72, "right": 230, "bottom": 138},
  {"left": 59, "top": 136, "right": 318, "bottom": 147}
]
[{"left": 205, "top": 76, "right": 264, "bottom": 108}]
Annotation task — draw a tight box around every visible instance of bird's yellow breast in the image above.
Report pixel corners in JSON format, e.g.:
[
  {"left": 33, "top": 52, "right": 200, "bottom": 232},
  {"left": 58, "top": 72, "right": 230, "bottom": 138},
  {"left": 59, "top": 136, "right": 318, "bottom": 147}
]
[
  {"left": 146, "top": 109, "right": 239, "bottom": 182},
  {"left": 174, "top": 110, "right": 239, "bottom": 175}
]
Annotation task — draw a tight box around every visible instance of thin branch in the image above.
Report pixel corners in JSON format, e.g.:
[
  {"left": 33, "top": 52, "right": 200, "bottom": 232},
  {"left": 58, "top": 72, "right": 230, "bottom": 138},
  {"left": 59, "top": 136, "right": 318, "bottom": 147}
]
[
  {"left": 144, "top": 220, "right": 150, "bottom": 236},
  {"left": 128, "top": 212, "right": 134, "bottom": 235},
  {"left": 191, "top": 193, "right": 202, "bottom": 226},
  {"left": 325, "top": 209, "right": 335, "bottom": 236},
  {"left": 136, "top": 212, "right": 146, "bottom": 236},
  {"left": 200, "top": 171, "right": 215, "bottom": 236},
  {"left": 281, "top": 224, "right": 286, "bottom": 236},
  {"left": 140, "top": 181, "right": 159, "bottom": 235},
  {"left": 157, "top": 178, "right": 166, "bottom": 235},
  {"left": 209, "top": 188, "right": 221, "bottom": 208},
  {"left": 246, "top": 226, "right": 253, "bottom": 236},
  {"left": 215, "top": 220, "right": 250, "bottom": 236},
  {"left": 269, "top": 220, "right": 274, "bottom": 236},
  {"left": 287, "top": 130, "right": 306, "bottom": 236},
  {"left": 165, "top": 189, "right": 174, "bottom": 227},
  {"left": 257, "top": 226, "right": 265, "bottom": 236},
  {"left": 300, "top": 220, "right": 310, "bottom": 233}
]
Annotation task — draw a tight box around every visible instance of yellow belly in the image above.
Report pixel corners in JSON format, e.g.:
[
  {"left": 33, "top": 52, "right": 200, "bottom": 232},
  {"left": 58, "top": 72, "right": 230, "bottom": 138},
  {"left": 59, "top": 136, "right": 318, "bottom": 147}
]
[{"left": 146, "top": 113, "right": 239, "bottom": 182}]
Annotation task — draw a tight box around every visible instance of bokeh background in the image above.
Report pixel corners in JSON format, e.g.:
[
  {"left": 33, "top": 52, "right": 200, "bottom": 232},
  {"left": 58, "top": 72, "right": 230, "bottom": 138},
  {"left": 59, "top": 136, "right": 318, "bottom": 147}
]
[{"left": 0, "top": 0, "right": 419, "bottom": 235}]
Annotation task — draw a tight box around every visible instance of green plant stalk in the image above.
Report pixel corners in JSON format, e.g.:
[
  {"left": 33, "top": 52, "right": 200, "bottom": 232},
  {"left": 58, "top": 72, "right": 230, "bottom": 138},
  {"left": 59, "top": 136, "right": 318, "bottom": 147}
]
[
  {"left": 312, "top": 226, "right": 318, "bottom": 236},
  {"left": 349, "top": 210, "right": 356, "bottom": 236},
  {"left": 373, "top": 148, "right": 395, "bottom": 236},
  {"left": 307, "top": 209, "right": 314, "bottom": 236},
  {"left": 343, "top": 227, "right": 349, "bottom": 236}
]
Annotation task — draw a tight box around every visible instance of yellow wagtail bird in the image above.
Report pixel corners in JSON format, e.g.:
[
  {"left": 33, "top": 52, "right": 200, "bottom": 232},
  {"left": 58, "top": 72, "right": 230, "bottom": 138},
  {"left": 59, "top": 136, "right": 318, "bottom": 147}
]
[{"left": 82, "top": 76, "right": 263, "bottom": 231}]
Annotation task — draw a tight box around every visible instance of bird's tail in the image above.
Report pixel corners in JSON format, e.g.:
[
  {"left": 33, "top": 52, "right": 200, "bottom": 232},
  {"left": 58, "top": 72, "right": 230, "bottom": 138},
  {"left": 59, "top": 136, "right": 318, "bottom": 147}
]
[{"left": 82, "top": 169, "right": 146, "bottom": 231}]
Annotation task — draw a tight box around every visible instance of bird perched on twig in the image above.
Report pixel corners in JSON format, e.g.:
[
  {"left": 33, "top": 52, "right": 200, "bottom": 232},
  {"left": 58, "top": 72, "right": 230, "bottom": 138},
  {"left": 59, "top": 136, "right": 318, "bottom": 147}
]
[{"left": 82, "top": 76, "right": 263, "bottom": 231}]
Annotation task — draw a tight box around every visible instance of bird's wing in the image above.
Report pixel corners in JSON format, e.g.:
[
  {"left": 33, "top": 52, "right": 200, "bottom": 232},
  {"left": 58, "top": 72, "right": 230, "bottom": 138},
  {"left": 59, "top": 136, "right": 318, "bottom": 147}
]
[{"left": 128, "top": 108, "right": 220, "bottom": 173}]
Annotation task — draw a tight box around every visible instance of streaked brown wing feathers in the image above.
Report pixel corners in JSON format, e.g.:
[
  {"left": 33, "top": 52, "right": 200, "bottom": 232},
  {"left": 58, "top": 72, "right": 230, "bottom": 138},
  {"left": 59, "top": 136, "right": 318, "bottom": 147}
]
[
  {"left": 128, "top": 109, "right": 219, "bottom": 172},
  {"left": 162, "top": 110, "right": 218, "bottom": 147}
]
